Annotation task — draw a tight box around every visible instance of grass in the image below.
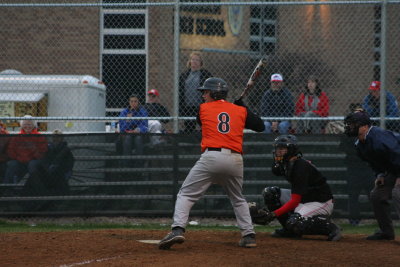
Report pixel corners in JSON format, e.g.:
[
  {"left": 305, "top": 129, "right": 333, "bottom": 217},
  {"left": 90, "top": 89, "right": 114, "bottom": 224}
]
[
  {"left": 0, "top": 220, "right": 167, "bottom": 233},
  {"left": 1, "top": 219, "right": 398, "bottom": 235}
]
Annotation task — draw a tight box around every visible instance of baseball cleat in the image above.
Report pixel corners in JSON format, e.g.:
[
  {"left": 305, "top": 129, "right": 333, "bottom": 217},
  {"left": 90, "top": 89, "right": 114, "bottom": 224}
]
[
  {"left": 239, "top": 234, "right": 256, "bottom": 248},
  {"left": 366, "top": 232, "right": 394, "bottom": 240},
  {"left": 271, "top": 228, "right": 301, "bottom": 238},
  {"left": 158, "top": 228, "right": 185, "bottom": 250}
]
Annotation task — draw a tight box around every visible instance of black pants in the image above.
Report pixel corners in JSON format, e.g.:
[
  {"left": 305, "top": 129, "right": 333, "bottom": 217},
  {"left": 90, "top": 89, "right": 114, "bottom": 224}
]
[
  {"left": 115, "top": 134, "right": 144, "bottom": 168},
  {"left": 23, "top": 168, "right": 69, "bottom": 196},
  {"left": 370, "top": 173, "right": 400, "bottom": 237},
  {"left": 347, "top": 174, "right": 375, "bottom": 220}
]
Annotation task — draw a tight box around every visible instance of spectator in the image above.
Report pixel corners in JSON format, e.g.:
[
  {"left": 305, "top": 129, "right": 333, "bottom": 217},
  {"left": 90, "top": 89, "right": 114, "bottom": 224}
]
[
  {"left": 23, "top": 129, "right": 74, "bottom": 197},
  {"left": 4, "top": 115, "right": 47, "bottom": 184},
  {"left": 144, "top": 89, "right": 171, "bottom": 145},
  {"left": 45, "top": 130, "right": 74, "bottom": 194},
  {"left": 260, "top": 73, "right": 294, "bottom": 134},
  {"left": 117, "top": 95, "right": 148, "bottom": 159},
  {"left": 0, "top": 122, "right": 10, "bottom": 181},
  {"left": 362, "top": 81, "right": 399, "bottom": 131},
  {"left": 179, "top": 52, "right": 212, "bottom": 133},
  {"left": 295, "top": 75, "right": 329, "bottom": 133}
]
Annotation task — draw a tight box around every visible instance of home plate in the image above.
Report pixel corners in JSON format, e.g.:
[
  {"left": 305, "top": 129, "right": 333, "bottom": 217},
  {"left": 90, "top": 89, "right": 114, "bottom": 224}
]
[{"left": 138, "top": 240, "right": 160, "bottom": 244}]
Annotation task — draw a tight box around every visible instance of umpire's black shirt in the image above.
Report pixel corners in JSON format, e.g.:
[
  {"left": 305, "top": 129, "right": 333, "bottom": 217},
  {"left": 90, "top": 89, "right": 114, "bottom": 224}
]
[{"left": 356, "top": 126, "right": 400, "bottom": 177}]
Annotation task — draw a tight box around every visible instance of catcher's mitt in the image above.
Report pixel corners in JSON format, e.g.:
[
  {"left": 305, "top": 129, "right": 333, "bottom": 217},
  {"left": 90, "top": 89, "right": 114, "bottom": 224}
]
[{"left": 248, "top": 202, "right": 276, "bottom": 225}]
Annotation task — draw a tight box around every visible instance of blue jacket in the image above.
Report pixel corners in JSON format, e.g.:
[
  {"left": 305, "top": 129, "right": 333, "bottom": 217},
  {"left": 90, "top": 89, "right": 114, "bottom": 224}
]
[
  {"left": 356, "top": 126, "right": 400, "bottom": 177},
  {"left": 362, "top": 91, "right": 399, "bottom": 117},
  {"left": 260, "top": 88, "right": 294, "bottom": 118},
  {"left": 118, "top": 107, "right": 148, "bottom": 133}
]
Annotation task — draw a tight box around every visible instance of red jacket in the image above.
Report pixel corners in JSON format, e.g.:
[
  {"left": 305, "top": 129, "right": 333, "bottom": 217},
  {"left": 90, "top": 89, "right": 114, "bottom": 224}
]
[
  {"left": 7, "top": 128, "right": 48, "bottom": 163},
  {"left": 295, "top": 92, "right": 329, "bottom": 117}
]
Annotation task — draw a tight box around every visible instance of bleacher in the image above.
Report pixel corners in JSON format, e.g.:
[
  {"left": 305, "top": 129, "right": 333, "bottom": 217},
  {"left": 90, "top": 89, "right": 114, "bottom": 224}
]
[{"left": 0, "top": 133, "right": 374, "bottom": 218}]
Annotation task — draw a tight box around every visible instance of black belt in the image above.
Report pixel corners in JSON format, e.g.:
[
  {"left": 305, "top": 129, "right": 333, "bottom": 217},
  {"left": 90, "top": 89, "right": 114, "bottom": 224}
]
[{"left": 206, "top": 147, "right": 241, "bottom": 154}]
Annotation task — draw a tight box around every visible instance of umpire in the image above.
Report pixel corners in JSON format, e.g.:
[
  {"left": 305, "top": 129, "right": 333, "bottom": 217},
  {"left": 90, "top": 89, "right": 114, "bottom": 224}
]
[
  {"left": 344, "top": 110, "right": 400, "bottom": 240},
  {"left": 158, "top": 77, "right": 265, "bottom": 249}
]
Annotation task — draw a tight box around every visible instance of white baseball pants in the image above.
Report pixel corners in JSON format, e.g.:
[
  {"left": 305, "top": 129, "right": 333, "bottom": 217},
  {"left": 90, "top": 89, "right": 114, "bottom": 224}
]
[{"left": 172, "top": 148, "right": 255, "bottom": 237}]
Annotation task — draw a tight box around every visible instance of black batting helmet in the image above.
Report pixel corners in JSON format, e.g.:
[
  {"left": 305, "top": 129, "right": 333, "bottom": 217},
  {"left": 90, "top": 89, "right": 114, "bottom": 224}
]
[
  {"left": 344, "top": 111, "right": 371, "bottom": 137},
  {"left": 198, "top": 77, "right": 228, "bottom": 100},
  {"left": 273, "top": 134, "right": 301, "bottom": 162}
]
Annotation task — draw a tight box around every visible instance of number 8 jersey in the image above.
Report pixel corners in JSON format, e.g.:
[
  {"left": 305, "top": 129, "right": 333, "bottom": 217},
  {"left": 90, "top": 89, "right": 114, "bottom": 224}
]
[{"left": 198, "top": 99, "right": 264, "bottom": 154}]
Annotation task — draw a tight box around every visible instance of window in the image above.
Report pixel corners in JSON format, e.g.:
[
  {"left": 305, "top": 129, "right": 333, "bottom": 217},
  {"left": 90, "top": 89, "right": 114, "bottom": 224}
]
[
  {"left": 103, "top": 35, "right": 145, "bottom": 49},
  {"left": 249, "top": 4, "right": 277, "bottom": 56},
  {"left": 104, "top": 13, "right": 145, "bottom": 28},
  {"left": 102, "top": 54, "right": 146, "bottom": 108},
  {"left": 101, "top": 2, "right": 147, "bottom": 109}
]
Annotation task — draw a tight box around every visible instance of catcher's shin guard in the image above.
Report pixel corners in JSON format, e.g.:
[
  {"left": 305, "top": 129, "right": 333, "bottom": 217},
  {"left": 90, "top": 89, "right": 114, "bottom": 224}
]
[
  {"left": 276, "top": 212, "right": 291, "bottom": 229},
  {"left": 286, "top": 214, "right": 341, "bottom": 241}
]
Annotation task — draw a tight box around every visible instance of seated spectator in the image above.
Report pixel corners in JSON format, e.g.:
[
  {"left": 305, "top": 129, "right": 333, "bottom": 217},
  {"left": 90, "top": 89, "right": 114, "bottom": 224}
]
[
  {"left": 4, "top": 115, "right": 47, "bottom": 185},
  {"left": 295, "top": 75, "right": 329, "bottom": 133},
  {"left": 21, "top": 130, "right": 75, "bottom": 211},
  {"left": 117, "top": 95, "right": 148, "bottom": 160},
  {"left": 260, "top": 73, "right": 294, "bottom": 134},
  {"left": 144, "top": 89, "right": 171, "bottom": 145},
  {"left": 0, "top": 122, "right": 10, "bottom": 181},
  {"left": 362, "top": 81, "right": 399, "bottom": 131},
  {"left": 46, "top": 129, "right": 74, "bottom": 194}
]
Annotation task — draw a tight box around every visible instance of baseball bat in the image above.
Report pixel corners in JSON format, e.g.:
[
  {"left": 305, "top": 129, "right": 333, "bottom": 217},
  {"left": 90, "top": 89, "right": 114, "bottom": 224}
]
[{"left": 238, "top": 57, "right": 267, "bottom": 100}]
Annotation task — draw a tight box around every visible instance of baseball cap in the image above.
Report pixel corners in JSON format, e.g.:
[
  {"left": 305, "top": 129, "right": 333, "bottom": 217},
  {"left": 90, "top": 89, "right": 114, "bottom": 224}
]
[
  {"left": 148, "top": 89, "right": 159, "bottom": 96},
  {"left": 368, "top": 81, "right": 381, "bottom": 91},
  {"left": 271, "top": 73, "right": 283, "bottom": 82},
  {"left": 344, "top": 111, "right": 371, "bottom": 126}
]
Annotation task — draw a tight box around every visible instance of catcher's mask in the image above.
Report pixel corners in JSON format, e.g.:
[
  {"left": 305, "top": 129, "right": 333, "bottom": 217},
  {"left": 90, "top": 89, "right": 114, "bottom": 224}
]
[
  {"left": 198, "top": 77, "right": 228, "bottom": 100},
  {"left": 344, "top": 111, "right": 371, "bottom": 137},
  {"left": 272, "top": 134, "right": 301, "bottom": 163}
]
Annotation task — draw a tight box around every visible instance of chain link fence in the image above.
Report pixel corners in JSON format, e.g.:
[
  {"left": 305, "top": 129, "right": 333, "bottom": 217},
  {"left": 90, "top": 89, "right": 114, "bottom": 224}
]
[
  {"left": 0, "top": 133, "right": 381, "bottom": 219},
  {"left": 1, "top": 0, "right": 400, "bottom": 219},
  {"left": 0, "top": 1, "right": 399, "bottom": 133}
]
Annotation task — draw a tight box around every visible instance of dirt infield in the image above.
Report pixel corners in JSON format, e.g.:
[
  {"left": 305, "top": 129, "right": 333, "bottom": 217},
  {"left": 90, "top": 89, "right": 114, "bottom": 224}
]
[{"left": 1, "top": 229, "right": 399, "bottom": 266}]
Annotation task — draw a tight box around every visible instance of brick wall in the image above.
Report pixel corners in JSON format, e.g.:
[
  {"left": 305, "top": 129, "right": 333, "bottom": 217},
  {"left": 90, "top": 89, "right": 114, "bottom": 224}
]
[{"left": 0, "top": 6, "right": 100, "bottom": 77}]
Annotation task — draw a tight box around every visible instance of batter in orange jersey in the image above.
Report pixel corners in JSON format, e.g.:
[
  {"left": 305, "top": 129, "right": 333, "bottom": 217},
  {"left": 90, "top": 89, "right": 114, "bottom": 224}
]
[
  {"left": 199, "top": 100, "right": 247, "bottom": 154},
  {"left": 159, "top": 77, "right": 264, "bottom": 250}
]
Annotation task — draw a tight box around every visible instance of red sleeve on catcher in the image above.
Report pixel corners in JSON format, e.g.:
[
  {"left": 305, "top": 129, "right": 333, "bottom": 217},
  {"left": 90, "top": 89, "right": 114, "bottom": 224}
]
[{"left": 273, "top": 193, "right": 302, "bottom": 217}]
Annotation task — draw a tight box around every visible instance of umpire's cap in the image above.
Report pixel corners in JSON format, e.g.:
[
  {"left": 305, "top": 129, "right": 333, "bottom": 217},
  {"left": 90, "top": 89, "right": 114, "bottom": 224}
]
[
  {"left": 344, "top": 110, "right": 371, "bottom": 137},
  {"left": 198, "top": 77, "right": 228, "bottom": 92},
  {"left": 344, "top": 111, "right": 371, "bottom": 127}
]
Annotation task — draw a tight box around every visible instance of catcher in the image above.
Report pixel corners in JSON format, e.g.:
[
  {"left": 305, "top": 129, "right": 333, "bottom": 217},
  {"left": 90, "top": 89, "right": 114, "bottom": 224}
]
[{"left": 249, "top": 134, "right": 341, "bottom": 241}]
